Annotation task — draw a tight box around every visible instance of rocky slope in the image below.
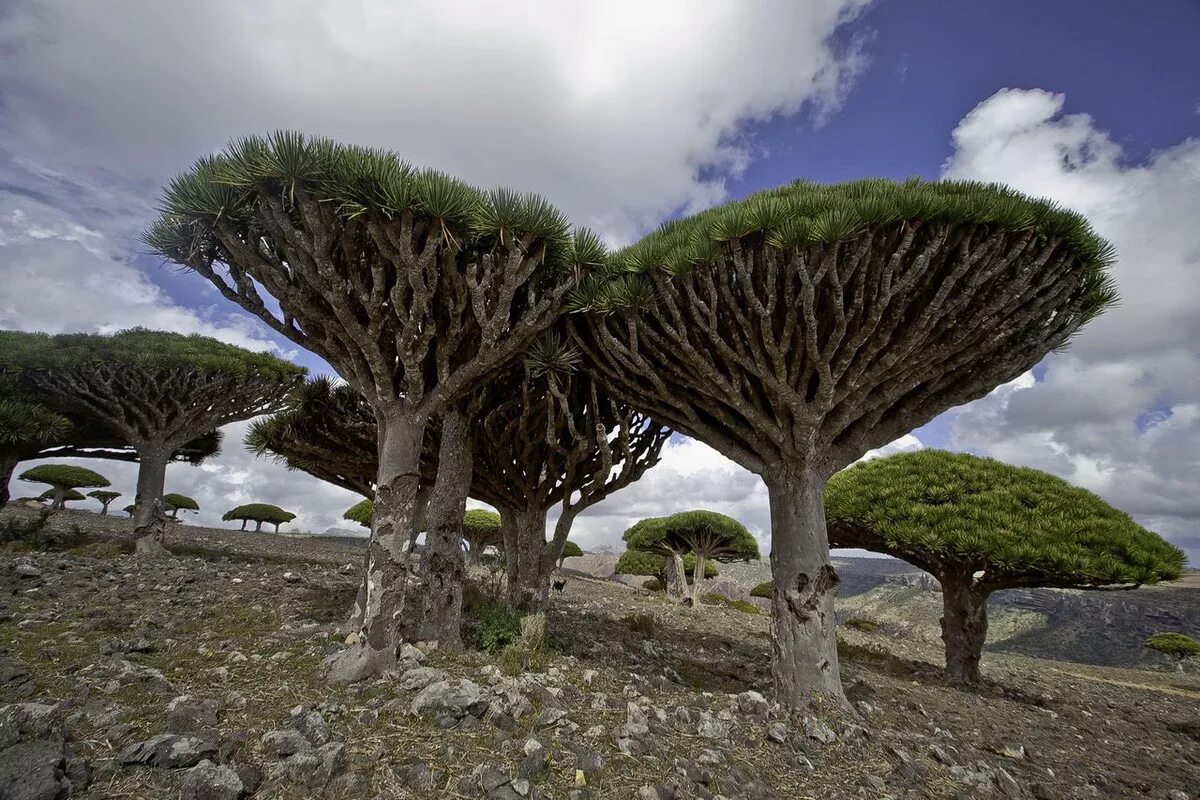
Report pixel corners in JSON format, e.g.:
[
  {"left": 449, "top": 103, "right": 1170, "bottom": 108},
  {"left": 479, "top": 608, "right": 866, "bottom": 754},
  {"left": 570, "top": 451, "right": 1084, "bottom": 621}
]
[{"left": 0, "top": 507, "right": 1197, "bottom": 799}]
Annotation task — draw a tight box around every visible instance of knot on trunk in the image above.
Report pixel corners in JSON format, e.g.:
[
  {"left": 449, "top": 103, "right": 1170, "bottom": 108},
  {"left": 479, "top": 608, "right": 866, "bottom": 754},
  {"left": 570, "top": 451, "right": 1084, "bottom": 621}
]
[{"left": 784, "top": 564, "right": 840, "bottom": 621}]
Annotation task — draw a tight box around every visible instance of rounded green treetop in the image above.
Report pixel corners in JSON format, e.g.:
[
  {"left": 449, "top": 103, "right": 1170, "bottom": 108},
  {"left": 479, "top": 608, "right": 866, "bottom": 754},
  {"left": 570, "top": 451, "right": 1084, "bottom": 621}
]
[
  {"left": 826, "top": 450, "right": 1185, "bottom": 683},
  {"left": 462, "top": 509, "right": 502, "bottom": 564},
  {"left": 38, "top": 487, "right": 85, "bottom": 505},
  {"left": 20, "top": 464, "right": 110, "bottom": 510},
  {"left": 344, "top": 499, "right": 374, "bottom": 528},
  {"left": 1145, "top": 632, "right": 1200, "bottom": 669},
  {"left": 223, "top": 503, "right": 297, "bottom": 533},
  {"left": 162, "top": 493, "right": 200, "bottom": 519},
  {"left": 623, "top": 510, "right": 756, "bottom": 605},
  {"left": 87, "top": 489, "right": 122, "bottom": 515},
  {"left": 554, "top": 539, "right": 584, "bottom": 568}
]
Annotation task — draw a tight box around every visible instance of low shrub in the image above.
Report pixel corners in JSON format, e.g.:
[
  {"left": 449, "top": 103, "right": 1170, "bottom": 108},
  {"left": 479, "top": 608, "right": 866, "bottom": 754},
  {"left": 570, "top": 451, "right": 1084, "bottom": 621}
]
[
  {"left": 623, "top": 612, "right": 656, "bottom": 636},
  {"left": 750, "top": 581, "right": 774, "bottom": 598},
  {"left": 499, "top": 614, "right": 547, "bottom": 676},
  {"left": 844, "top": 618, "right": 880, "bottom": 633},
  {"left": 642, "top": 578, "right": 664, "bottom": 592},
  {"left": 702, "top": 593, "right": 759, "bottom": 614},
  {"left": 1145, "top": 632, "right": 1200, "bottom": 660},
  {"left": 462, "top": 584, "right": 522, "bottom": 652}
]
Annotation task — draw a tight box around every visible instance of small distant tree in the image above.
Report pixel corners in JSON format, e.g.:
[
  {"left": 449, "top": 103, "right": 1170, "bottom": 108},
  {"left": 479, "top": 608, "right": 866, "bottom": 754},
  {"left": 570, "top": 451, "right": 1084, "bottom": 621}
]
[
  {"left": 1, "top": 329, "right": 302, "bottom": 555},
  {"left": 1145, "top": 632, "right": 1200, "bottom": 672},
  {"left": 462, "top": 509, "right": 502, "bottom": 566},
  {"left": 623, "top": 511, "right": 755, "bottom": 605},
  {"left": 38, "top": 487, "right": 85, "bottom": 507},
  {"left": 615, "top": 546, "right": 717, "bottom": 595},
  {"left": 826, "top": 450, "right": 1186, "bottom": 684},
  {"left": 122, "top": 504, "right": 136, "bottom": 517},
  {"left": 162, "top": 493, "right": 199, "bottom": 519},
  {"left": 554, "top": 540, "right": 583, "bottom": 569},
  {"left": 19, "top": 464, "right": 110, "bottom": 510},
  {"left": 750, "top": 581, "right": 774, "bottom": 599},
  {"left": 223, "top": 503, "right": 297, "bottom": 533},
  {"left": 88, "top": 489, "right": 121, "bottom": 515}
]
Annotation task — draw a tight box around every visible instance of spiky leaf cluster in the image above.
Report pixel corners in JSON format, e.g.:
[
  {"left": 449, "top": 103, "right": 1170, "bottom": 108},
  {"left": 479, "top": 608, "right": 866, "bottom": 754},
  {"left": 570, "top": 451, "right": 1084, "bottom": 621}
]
[
  {"left": 0, "top": 399, "right": 70, "bottom": 449},
  {"left": 20, "top": 464, "right": 110, "bottom": 491},
  {"left": 825, "top": 450, "right": 1185, "bottom": 589},
  {"left": 222, "top": 503, "right": 296, "bottom": 525},
  {"left": 88, "top": 490, "right": 121, "bottom": 503}
]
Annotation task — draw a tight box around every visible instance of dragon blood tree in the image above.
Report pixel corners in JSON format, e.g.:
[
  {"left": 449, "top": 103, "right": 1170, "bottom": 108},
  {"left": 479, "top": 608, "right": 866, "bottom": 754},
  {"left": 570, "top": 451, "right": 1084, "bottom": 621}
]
[
  {"left": 573, "top": 178, "right": 1118, "bottom": 708},
  {"left": 616, "top": 542, "right": 716, "bottom": 596},
  {"left": 619, "top": 512, "right": 754, "bottom": 603},
  {"left": 0, "top": 329, "right": 301, "bottom": 555},
  {"left": 0, "top": 386, "right": 69, "bottom": 508},
  {"left": 88, "top": 490, "right": 121, "bottom": 515},
  {"left": 148, "top": 132, "right": 601, "bottom": 674},
  {"left": 19, "top": 464, "right": 109, "bottom": 510},
  {"left": 163, "top": 493, "right": 200, "bottom": 519},
  {"left": 826, "top": 450, "right": 1185, "bottom": 684},
  {"left": 554, "top": 539, "right": 583, "bottom": 569},
  {"left": 462, "top": 509, "right": 502, "bottom": 565},
  {"left": 223, "top": 502, "right": 296, "bottom": 532}
]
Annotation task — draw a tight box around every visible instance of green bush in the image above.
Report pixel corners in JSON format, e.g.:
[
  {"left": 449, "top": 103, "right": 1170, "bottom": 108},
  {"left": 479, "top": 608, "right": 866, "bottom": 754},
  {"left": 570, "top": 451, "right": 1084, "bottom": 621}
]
[
  {"left": 750, "top": 580, "right": 774, "bottom": 598},
  {"left": 702, "top": 593, "right": 759, "bottom": 614},
  {"left": 1145, "top": 632, "right": 1200, "bottom": 660},
  {"left": 462, "top": 585, "right": 522, "bottom": 653},
  {"left": 499, "top": 614, "right": 547, "bottom": 676}
]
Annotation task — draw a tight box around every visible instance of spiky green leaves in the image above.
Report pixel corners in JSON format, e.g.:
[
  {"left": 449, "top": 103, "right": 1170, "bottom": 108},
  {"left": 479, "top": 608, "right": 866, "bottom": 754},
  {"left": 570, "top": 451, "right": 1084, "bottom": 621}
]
[
  {"left": 572, "top": 177, "right": 1117, "bottom": 319},
  {"left": 0, "top": 399, "right": 70, "bottom": 448},
  {"left": 0, "top": 328, "right": 304, "bottom": 381},
  {"left": 20, "top": 464, "right": 110, "bottom": 492},
  {"left": 825, "top": 450, "right": 1185, "bottom": 588}
]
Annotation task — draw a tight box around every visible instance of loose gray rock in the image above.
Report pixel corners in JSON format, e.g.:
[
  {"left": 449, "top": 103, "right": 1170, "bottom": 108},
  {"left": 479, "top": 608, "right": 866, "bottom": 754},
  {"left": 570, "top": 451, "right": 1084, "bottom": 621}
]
[
  {"left": 736, "top": 690, "right": 770, "bottom": 720},
  {"left": 287, "top": 705, "right": 329, "bottom": 746},
  {"left": 802, "top": 716, "right": 836, "bottom": 745},
  {"left": 411, "top": 680, "right": 490, "bottom": 719},
  {"left": 117, "top": 734, "right": 216, "bottom": 769},
  {"left": 166, "top": 696, "right": 220, "bottom": 735},
  {"left": 180, "top": 759, "right": 244, "bottom": 800},
  {"left": 261, "top": 728, "right": 309, "bottom": 757},
  {"left": 0, "top": 741, "right": 70, "bottom": 800},
  {"left": 398, "top": 666, "right": 448, "bottom": 692}
]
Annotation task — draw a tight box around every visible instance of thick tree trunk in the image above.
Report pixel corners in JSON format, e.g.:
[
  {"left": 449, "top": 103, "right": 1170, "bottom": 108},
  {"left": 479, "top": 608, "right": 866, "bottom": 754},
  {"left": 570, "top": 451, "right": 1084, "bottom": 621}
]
[
  {"left": 254, "top": 520, "right": 263, "bottom": 532},
  {"left": 691, "top": 553, "right": 708, "bottom": 605},
  {"left": 940, "top": 573, "right": 989, "bottom": 684},
  {"left": 50, "top": 487, "right": 66, "bottom": 510},
  {"left": 99, "top": 502, "right": 109, "bottom": 516},
  {"left": 504, "top": 507, "right": 548, "bottom": 612},
  {"left": 765, "top": 467, "right": 848, "bottom": 711},
  {"left": 134, "top": 499, "right": 169, "bottom": 557},
  {"left": 240, "top": 519, "right": 247, "bottom": 531},
  {"left": 418, "top": 410, "right": 473, "bottom": 647},
  {"left": 345, "top": 484, "right": 429, "bottom": 638},
  {"left": 273, "top": 522, "right": 281, "bottom": 533},
  {"left": 328, "top": 405, "right": 426, "bottom": 683},
  {"left": 531, "top": 506, "right": 579, "bottom": 609},
  {"left": 0, "top": 452, "right": 16, "bottom": 509},
  {"left": 664, "top": 551, "right": 689, "bottom": 600},
  {"left": 132, "top": 442, "right": 169, "bottom": 529}
]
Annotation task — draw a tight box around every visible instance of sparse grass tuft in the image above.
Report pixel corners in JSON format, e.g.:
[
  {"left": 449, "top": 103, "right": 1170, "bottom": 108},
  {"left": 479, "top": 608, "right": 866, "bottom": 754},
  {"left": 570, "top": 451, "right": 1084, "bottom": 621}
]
[
  {"left": 623, "top": 612, "right": 656, "bottom": 636},
  {"left": 702, "top": 593, "right": 760, "bottom": 614}
]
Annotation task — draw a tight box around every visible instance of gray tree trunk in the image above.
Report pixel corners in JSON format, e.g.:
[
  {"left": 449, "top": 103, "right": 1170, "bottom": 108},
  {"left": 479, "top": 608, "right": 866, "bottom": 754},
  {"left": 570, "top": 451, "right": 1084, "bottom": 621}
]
[
  {"left": 0, "top": 453, "right": 16, "bottom": 508},
  {"left": 132, "top": 442, "right": 169, "bottom": 528},
  {"left": 345, "top": 484, "right": 429, "bottom": 638},
  {"left": 328, "top": 405, "right": 426, "bottom": 683},
  {"left": 99, "top": 501, "right": 110, "bottom": 516},
  {"left": 418, "top": 410, "right": 473, "bottom": 647},
  {"left": 664, "top": 551, "right": 689, "bottom": 600},
  {"left": 940, "top": 573, "right": 989, "bottom": 684},
  {"left": 50, "top": 486, "right": 66, "bottom": 510},
  {"left": 134, "top": 498, "right": 169, "bottom": 557},
  {"left": 531, "top": 506, "right": 579, "bottom": 610},
  {"left": 504, "top": 508, "right": 548, "bottom": 612},
  {"left": 254, "top": 520, "right": 263, "bottom": 532},
  {"left": 766, "top": 467, "right": 848, "bottom": 710},
  {"left": 691, "top": 552, "right": 708, "bottom": 605},
  {"left": 239, "top": 519, "right": 247, "bottom": 531}
]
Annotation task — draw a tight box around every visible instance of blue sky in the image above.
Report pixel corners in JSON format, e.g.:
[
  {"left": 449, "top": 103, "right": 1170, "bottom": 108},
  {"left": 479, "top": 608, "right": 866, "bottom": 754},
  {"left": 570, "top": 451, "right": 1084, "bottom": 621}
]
[{"left": 2, "top": 1, "right": 1198, "bottom": 560}]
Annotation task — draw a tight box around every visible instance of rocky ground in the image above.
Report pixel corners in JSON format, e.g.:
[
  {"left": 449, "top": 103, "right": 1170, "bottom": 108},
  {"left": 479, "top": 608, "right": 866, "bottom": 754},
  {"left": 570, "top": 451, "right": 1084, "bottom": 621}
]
[{"left": 0, "top": 507, "right": 1197, "bottom": 799}]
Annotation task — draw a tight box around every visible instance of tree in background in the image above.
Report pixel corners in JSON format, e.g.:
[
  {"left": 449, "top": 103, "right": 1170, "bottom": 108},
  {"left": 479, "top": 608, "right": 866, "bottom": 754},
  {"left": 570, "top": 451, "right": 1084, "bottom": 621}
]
[
  {"left": 462, "top": 509, "right": 502, "bottom": 565},
  {"left": 343, "top": 499, "right": 374, "bottom": 529},
  {"left": 622, "top": 511, "right": 756, "bottom": 605},
  {"left": 1145, "top": 633, "right": 1200, "bottom": 672},
  {"left": 0, "top": 329, "right": 302, "bottom": 555},
  {"left": 38, "top": 488, "right": 85, "bottom": 507},
  {"left": 222, "top": 503, "right": 296, "bottom": 533},
  {"left": 150, "top": 133, "right": 601, "bottom": 673},
  {"left": 19, "top": 464, "right": 109, "bottom": 510},
  {"left": 574, "top": 178, "right": 1118, "bottom": 708},
  {"left": 88, "top": 490, "right": 121, "bottom": 516},
  {"left": 163, "top": 493, "right": 200, "bottom": 520},
  {"left": 615, "top": 543, "right": 717, "bottom": 596},
  {"left": 0, "top": 376, "right": 70, "bottom": 508},
  {"left": 554, "top": 540, "right": 583, "bottom": 569},
  {"left": 826, "top": 450, "right": 1185, "bottom": 684},
  {"left": 122, "top": 505, "right": 135, "bottom": 517}
]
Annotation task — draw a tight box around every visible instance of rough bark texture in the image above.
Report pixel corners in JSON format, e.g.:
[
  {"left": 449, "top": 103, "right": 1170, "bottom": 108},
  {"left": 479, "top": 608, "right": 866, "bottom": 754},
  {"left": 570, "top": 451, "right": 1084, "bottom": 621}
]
[
  {"left": 132, "top": 444, "right": 169, "bottom": 529},
  {"left": 767, "top": 470, "right": 847, "bottom": 709},
  {"left": 49, "top": 487, "right": 66, "bottom": 510},
  {"left": 418, "top": 411, "right": 473, "bottom": 647},
  {"left": 503, "top": 507, "right": 549, "bottom": 613},
  {"left": 940, "top": 573, "right": 990, "bottom": 684},
  {"left": 134, "top": 499, "right": 169, "bottom": 557},
  {"left": 664, "top": 552, "right": 689, "bottom": 600},
  {"left": 690, "top": 553, "right": 708, "bottom": 604}
]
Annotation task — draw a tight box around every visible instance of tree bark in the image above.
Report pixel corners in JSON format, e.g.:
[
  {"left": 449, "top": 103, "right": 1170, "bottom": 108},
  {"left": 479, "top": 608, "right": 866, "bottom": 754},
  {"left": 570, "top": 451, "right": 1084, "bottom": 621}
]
[
  {"left": 664, "top": 551, "right": 689, "bottom": 600},
  {"left": 504, "top": 507, "right": 548, "bottom": 612},
  {"left": 691, "top": 552, "right": 708, "bottom": 605},
  {"left": 345, "top": 483, "right": 429, "bottom": 638},
  {"left": 240, "top": 519, "right": 247, "bottom": 531},
  {"left": 254, "top": 520, "right": 263, "bottom": 532},
  {"left": 134, "top": 498, "right": 169, "bottom": 557},
  {"left": 50, "top": 486, "right": 66, "bottom": 510},
  {"left": 940, "top": 572, "right": 989, "bottom": 684},
  {"left": 0, "top": 452, "right": 16, "bottom": 509},
  {"left": 531, "top": 506, "right": 579, "bottom": 610},
  {"left": 99, "top": 502, "right": 109, "bottom": 516},
  {"left": 418, "top": 410, "right": 473, "bottom": 647},
  {"left": 765, "top": 467, "right": 848, "bottom": 710},
  {"left": 132, "top": 442, "right": 170, "bottom": 529}
]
